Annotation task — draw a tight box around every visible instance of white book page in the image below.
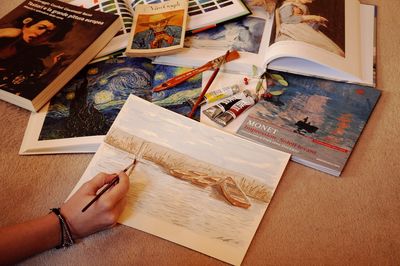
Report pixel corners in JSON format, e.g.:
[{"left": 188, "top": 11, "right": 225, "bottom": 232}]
[
  {"left": 266, "top": 0, "right": 361, "bottom": 82},
  {"left": 19, "top": 103, "right": 103, "bottom": 155},
  {"left": 359, "top": 4, "right": 375, "bottom": 86},
  {"left": 155, "top": 0, "right": 371, "bottom": 84},
  {"left": 267, "top": 2, "right": 374, "bottom": 86}
]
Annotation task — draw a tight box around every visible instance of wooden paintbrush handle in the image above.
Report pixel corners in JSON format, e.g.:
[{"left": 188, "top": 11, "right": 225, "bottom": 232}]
[
  {"left": 188, "top": 67, "right": 221, "bottom": 118},
  {"left": 152, "top": 50, "right": 240, "bottom": 92},
  {"left": 152, "top": 63, "right": 212, "bottom": 92}
]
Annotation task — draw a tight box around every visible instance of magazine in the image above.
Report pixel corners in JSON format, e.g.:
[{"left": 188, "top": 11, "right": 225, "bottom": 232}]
[
  {"left": 235, "top": 70, "right": 381, "bottom": 176},
  {"left": 71, "top": 0, "right": 251, "bottom": 58},
  {"left": 0, "top": 0, "right": 121, "bottom": 111},
  {"left": 68, "top": 94, "right": 290, "bottom": 265},
  {"left": 19, "top": 56, "right": 204, "bottom": 155},
  {"left": 153, "top": 0, "right": 376, "bottom": 86}
]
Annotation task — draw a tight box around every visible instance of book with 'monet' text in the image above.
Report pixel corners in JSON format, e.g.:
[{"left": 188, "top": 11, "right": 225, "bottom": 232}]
[
  {"left": 0, "top": 0, "right": 121, "bottom": 111},
  {"left": 236, "top": 70, "right": 381, "bottom": 176}
]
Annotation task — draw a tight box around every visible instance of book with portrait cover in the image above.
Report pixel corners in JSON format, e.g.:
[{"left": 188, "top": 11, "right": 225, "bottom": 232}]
[
  {"left": 0, "top": 0, "right": 121, "bottom": 112},
  {"left": 125, "top": 0, "right": 188, "bottom": 57},
  {"left": 236, "top": 70, "right": 381, "bottom": 176}
]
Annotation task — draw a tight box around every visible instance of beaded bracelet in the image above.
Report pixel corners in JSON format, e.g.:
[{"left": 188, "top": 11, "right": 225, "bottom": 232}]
[{"left": 50, "top": 208, "right": 74, "bottom": 249}]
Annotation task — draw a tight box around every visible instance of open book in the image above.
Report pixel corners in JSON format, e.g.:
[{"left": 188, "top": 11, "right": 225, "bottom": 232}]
[
  {"left": 68, "top": 94, "right": 290, "bottom": 265},
  {"left": 19, "top": 56, "right": 205, "bottom": 155},
  {"left": 71, "top": 0, "right": 251, "bottom": 58},
  {"left": 154, "top": 0, "right": 376, "bottom": 86}
]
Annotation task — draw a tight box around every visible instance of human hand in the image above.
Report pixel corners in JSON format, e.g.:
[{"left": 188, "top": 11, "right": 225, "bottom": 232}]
[
  {"left": 60, "top": 172, "right": 130, "bottom": 239},
  {"left": 304, "top": 15, "right": 328, "bottom": 24}
]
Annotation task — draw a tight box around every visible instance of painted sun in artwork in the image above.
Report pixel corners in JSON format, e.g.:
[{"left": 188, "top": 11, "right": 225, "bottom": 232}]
[
  {"left": 66, "top": 91, "right": 75, "bottom": 100},
  {"left": 94, "top": 90, "right": 114, "bottom": 104},
  {"left": 154, "top": 72, "right": 167, "bottom": 82}
]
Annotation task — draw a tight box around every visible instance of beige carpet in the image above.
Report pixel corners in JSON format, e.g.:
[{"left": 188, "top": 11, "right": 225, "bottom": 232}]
[{"left": 1, "top": 0, "right": 399, "bottom": 265}]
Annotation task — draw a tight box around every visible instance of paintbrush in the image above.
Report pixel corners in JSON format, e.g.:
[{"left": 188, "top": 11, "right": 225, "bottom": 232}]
[
  {"left": 152, "top": 50, "right": 240, "bottom": 92},
  {"left": 187, "top": 50, "right": 230, "bottom": 118},
  {"left": 81, "top": 159, "right": 136, "bottom": 213}
]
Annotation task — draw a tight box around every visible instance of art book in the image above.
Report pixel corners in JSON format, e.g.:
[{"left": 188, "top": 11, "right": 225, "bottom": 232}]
[
  {"left": 19, "top": 56, "right": 204, "bottom": 155},
  {"left": 0, "top": 0, "right": 121, "bottom": 111},
  {"left": 236, "top": 70, "right": 381, "bottom": 176},
  {"left": 154, "top": 0, "right": 376, "bottom": 87},
  {"left": 125, "top": 0, "right": 188, "bottom": 57},
  {"left": 71, "top": 0, "right": 251, "bottom": 58},
  {"left": 68, "top": 95, "right": 290, "bottom": 265}
]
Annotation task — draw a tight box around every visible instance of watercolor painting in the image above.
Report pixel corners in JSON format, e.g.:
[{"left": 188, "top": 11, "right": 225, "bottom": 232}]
[
  {"left": 38, "top": 56, "right": 153, "bottom": 140},
  {"left": 73, "top": 95, "right": 290, "bottom": 265},
  {"left": 184, "top": 16, "right": 266, "bottom": 54}
]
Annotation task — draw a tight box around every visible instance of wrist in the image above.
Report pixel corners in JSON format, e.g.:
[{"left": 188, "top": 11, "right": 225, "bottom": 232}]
[{"left": 49, "top": 208, "right": 74, "bottom": 249}]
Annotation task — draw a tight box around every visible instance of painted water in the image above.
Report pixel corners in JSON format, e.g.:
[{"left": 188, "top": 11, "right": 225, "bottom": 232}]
[{"left": 126, "top": 159, "right": 267, "bottom": 248}]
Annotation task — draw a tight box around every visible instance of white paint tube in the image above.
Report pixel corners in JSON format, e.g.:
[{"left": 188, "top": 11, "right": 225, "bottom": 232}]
[{"left": 202, "top": 90, "right": 250, "bottom": 119}]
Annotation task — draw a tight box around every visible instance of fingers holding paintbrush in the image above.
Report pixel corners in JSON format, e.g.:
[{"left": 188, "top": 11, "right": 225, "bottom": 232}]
[
  {"left": 60, "top": 170, "right": 130, "bottom": 239},
  {"left": 81, "top": 160, "right": 135, "bottom": 213}
]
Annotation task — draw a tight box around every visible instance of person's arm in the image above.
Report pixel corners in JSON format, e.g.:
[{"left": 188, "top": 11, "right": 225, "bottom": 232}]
[
  {"left": 0, "top": 212, "right": 61, "bottom": 265},
  {"left": 301, "top": 15, "right": 328, "bottom": 26},
  {"left": 0, "top": 171, "right": 130, "bottom": 265}
]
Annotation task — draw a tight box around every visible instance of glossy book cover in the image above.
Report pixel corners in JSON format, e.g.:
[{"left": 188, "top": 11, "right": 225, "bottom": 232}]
[
  {"left": 237, "top": 70, "right": 381, "bottom": 176},
  {"left": 0, "top": 0, "right": 120, "bottom": 111}
]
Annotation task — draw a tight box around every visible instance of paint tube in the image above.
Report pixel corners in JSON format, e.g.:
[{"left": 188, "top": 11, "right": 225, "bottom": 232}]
[
  {"left": 202, "top": 90, "right": 250, "bottom": 119},
  {"left": 187, "top": 84, "right": 240, "bottom": 107},
  {"left": 213, "top": 95, "right": 256, "bottom": 127}
]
